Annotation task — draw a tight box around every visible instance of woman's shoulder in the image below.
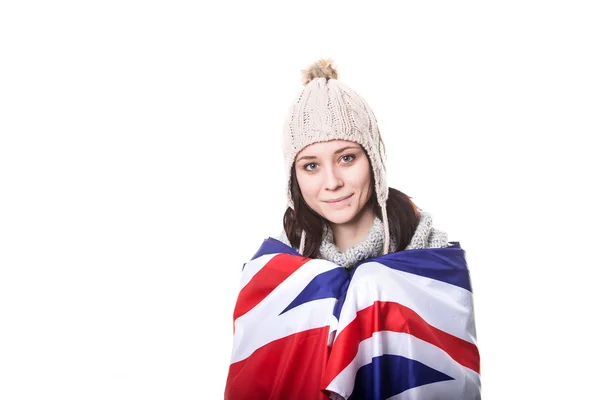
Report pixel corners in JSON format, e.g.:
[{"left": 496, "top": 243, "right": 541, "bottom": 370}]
[
  {"left": 405, "top": 210, "right": 450, "bottom": 250},
  {"left": 274, "top": 231, "right": 297, "bottom": 250}
]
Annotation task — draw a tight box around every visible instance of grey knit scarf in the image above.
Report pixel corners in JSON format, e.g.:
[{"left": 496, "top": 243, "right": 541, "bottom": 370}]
[{"left": 276, "top": 210, "right": 449, "bottom": 269}]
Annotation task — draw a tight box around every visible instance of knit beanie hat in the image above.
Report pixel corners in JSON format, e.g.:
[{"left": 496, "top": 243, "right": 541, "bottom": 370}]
[{"left": 282, "top": 59, "right": 390, "bottom": 256}]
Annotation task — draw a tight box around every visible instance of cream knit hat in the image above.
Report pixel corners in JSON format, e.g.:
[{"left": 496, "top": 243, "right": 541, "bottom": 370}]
[{"left": 282, "top": 59, "right": 390, "bottom": 255}]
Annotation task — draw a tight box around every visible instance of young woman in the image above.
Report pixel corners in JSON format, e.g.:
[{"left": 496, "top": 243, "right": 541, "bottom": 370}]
[
  {"left": 276, "top": 60, "right": 448, "bottom": 267},
  {"left": 226, "top": 60, "right": 480, "bottom": 400}
]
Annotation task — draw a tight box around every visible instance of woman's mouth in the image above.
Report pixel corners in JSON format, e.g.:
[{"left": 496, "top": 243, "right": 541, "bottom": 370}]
[{"left": 324, "top": 193, "right": 353, "bottom": 206}]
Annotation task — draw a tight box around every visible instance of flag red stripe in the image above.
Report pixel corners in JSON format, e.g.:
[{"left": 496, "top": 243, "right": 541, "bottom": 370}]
[
  {"left": 322, "top": 301, "right": 480, "bottom": 386},
  {"left": 233, "top": 254, "right": 310, "bottom": 322},
  {"left": 225, "top": 327, "right": 330, "bottom": 400}
]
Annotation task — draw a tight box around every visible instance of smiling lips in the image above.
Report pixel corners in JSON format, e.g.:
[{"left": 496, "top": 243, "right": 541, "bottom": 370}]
[{"left": 324, "top": 193, "right": 353, "bottom": 205}]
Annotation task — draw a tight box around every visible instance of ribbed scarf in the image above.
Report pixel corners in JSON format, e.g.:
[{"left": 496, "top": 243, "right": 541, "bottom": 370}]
[
  {"left": 277, "top": 210, "right": 449, "bottom": 270},
  {"left": 319, "top": 211, "right": 448, "bottom": 269}
]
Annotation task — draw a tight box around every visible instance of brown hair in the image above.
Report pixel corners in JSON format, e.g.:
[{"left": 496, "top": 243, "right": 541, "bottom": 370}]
[{"left": 283, "top": 162, "right": 420, "bottom": 258}]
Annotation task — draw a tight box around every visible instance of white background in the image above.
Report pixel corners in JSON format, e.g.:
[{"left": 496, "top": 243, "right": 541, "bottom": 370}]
[{"left": 1, "top": 1, "right": 598, "bottom": 399}]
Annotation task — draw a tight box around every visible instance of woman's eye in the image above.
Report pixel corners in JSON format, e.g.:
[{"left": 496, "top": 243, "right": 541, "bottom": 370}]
[
  {"left": 341, "top": 155, "right": 355, "bottom": 163},
  {"left": 304, "top": 163, "right": 317, "bottom": 171}
]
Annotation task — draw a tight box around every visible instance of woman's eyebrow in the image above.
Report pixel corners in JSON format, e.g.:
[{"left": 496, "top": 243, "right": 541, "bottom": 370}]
[
  {"left": 333, "top": 146, "right": 361, "bottom": 154},
  {"left": 296, "top": 155, "right": 317, "bottom": 162},
  {"left": 297, "top": 146, "right": 361, "bottom": 162}
]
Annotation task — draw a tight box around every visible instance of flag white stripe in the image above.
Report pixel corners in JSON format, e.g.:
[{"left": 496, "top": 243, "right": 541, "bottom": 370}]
[
  {"left": 238, "top": 253, "right": 278, "bottom": 289},
  {"left": 388, "top": 379, "right": 481, "bottom": 400},
  {"left": 231, "top": 257, "right": 339, "bottom": 363},
  {"left": 336, "top": 261, "right": 477, "bottom": 344}
]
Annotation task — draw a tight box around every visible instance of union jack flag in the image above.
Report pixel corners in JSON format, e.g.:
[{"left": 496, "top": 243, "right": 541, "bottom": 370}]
[{"left": 225, "top": 238, "right": 480, "bottom": 400}]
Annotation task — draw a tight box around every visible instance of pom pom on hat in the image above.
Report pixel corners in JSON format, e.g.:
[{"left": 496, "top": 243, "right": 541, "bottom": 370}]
[{"left": 301, "top": 59, "right": 338, "bottom": 86}]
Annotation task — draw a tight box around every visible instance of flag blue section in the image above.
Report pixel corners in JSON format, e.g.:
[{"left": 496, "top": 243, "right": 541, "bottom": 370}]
[
  {"left": 348, "top": 355, "right": 454, "bottom": 400},
  {"left": 251, "top": 237, "right": 302, "bottom": 261},
  {"left": 353, "top": 243, "right": 472, "bottom": 292},
  {"left": 280, "top": 267, "right": 348, "bottom": 315}
]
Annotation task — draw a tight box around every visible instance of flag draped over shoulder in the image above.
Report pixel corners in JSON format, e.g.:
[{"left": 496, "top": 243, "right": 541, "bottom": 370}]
[{"left": 225, "top": 238, "right": 480, "bottom": 400}]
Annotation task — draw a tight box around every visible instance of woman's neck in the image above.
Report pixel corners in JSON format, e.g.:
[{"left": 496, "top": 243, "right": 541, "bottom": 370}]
[{"left": 330, "top": 207, "right": 376, "bottom": 252}]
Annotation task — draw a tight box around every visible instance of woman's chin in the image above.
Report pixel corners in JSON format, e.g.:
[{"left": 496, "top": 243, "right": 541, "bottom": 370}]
[{"left": 321, "top": 209, "right": 359, "bottom": 225}]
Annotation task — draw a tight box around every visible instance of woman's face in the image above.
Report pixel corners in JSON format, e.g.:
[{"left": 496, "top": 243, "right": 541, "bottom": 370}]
[{"left": 294, "top": 140, "right": 373, "bottom": 226}]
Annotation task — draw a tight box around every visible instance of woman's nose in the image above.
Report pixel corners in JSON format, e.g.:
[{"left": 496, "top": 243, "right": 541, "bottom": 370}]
[{"left": 323, "top": 166, "right": 343, "bottom": 190}]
